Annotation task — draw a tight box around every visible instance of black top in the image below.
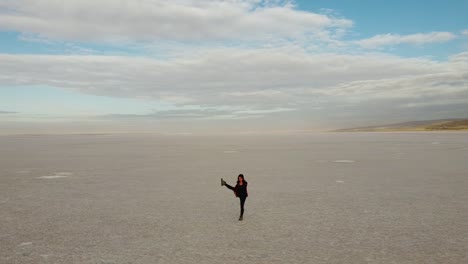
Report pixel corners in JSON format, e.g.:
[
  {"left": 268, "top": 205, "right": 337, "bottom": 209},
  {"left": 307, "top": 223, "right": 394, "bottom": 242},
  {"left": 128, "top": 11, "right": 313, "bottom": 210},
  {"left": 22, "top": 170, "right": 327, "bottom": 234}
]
[{"left": 234, "top": 182, "right": 248, "bottom": 198}]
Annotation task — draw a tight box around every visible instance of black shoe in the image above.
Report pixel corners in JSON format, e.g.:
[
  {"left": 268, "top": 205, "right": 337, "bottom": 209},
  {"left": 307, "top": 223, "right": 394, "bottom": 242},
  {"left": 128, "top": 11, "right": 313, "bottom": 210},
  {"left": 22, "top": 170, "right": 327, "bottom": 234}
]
[
  {"left": 221, "top": 178, "right": 226, "bottom": 186},
  {"left": 238, "top": 215, "right": 243, "bottom": 221}
]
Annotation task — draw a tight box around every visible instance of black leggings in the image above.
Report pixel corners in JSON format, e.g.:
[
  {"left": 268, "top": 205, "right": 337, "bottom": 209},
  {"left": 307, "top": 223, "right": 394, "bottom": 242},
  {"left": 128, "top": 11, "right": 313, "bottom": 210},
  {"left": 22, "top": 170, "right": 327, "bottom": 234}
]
[{"left": 225, "top": 184, "right": 247, "bottom": 216}]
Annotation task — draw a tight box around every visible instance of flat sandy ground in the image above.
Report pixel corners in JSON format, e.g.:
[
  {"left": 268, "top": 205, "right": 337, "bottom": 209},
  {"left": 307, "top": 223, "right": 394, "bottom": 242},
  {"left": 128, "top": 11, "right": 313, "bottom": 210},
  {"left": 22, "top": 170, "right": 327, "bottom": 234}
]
[{"left": 1, "top": 133, "right": 467, "bottom": 264}]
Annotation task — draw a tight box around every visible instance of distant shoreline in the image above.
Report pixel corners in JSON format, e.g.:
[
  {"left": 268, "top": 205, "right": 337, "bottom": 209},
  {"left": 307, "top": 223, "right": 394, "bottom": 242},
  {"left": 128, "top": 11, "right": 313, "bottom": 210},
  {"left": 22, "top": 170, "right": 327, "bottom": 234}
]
[
  {"left": 333, "top": 128, "right": 468, "bottom": 132},
  {"left": 1, "top": 119, "right": 468, "bottom": 136},
  {"left": 333, "top": 118, "right": 468, "bottom": 132},
  {"left": 1, "top": 130, "right": 468, "bottom": 137}
]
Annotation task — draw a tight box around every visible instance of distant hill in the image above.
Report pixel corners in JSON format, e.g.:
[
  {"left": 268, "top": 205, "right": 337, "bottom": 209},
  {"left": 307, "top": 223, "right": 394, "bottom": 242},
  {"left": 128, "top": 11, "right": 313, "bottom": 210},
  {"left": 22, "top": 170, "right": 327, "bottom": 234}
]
[{"left": 334, "top": 118, "right": 468, "bottom": 132}]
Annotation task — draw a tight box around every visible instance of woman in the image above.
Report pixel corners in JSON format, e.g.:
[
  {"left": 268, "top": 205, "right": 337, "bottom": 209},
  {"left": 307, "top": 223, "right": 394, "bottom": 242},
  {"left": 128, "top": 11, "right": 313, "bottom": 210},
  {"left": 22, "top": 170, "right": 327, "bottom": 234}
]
[{"left": 221, "top": 174, "right": 248, "bottom": 221}]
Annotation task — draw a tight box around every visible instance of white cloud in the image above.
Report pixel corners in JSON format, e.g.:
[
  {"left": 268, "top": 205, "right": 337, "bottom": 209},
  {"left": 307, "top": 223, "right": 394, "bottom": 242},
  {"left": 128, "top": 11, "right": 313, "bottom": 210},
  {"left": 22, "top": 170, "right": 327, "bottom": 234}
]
[
  {"left": 102, "top": 106, "right": 294, "bottom": 120},
  {"left": 0, "top": 49, "right": 448, "bottom": 104},
  {"left": 319, "top": 72, "right": 468, "bottom": 100},
  {"left": 357, "top": 32, "right": 457, "bottom": 49},
  {"left": 0, "top": 0, "right": 352, "bottom": 43},
  {"left": 1, "top": 1, "right": 466, "bottom": 133},
  {"left": 400, "top": 98, "right": 468, "bottom": 108},
  {"left": 17, "top": 33, "right": 55, "bottom": 44},
  {"left": 233, "top": 107, "right": 295, "bottom": 115},
  {"left": 449, "top": 51, "right": 468, "bottom": 64},
  {"left": 1, "top": 48, "right": 467, "bottom": 125}
]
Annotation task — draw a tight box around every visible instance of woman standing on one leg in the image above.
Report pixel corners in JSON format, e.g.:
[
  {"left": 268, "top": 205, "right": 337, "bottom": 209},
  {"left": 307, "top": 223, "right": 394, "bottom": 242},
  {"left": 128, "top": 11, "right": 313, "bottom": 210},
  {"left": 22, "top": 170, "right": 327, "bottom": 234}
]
[{"left": 221, "top": 174, "right": 248, "bottom": 221}]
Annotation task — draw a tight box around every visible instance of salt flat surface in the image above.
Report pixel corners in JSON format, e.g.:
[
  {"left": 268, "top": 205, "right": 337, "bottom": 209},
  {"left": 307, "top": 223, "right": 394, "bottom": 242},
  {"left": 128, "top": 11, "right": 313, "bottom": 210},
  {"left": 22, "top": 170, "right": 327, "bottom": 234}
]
[
  {"left": 1, "top": 133, "right": 468, "bottom": 264},
  {"left": 37, "top": 172, "right": 73, "bottom": 179},
  {"left": 332, "top": 160, "right": 356, "bottom": 163}
]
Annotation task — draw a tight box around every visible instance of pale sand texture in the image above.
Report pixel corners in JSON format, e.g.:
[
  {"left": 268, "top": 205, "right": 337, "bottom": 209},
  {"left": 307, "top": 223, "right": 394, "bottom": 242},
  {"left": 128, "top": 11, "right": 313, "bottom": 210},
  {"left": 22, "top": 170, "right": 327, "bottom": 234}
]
[{"left": 1, "top": 133, "right": 467, "bottom": 264}]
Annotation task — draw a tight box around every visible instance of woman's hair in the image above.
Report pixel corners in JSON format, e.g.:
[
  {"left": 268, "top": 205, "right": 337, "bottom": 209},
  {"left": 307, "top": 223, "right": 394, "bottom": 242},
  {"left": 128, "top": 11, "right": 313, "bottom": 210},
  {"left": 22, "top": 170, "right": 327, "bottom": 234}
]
[{"left": 237, "top": 174, "right": 247, "bottom": 184}]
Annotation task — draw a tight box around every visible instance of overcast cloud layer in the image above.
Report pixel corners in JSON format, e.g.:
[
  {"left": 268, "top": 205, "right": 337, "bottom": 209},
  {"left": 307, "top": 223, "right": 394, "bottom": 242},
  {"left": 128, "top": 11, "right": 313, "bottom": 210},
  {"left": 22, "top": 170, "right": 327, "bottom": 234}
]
[
  {"left": 0, "top": 0, "right": 467, "bottom": 133},
  {"left": 0, "top": 0, "right": 351, "bottom": 42}
]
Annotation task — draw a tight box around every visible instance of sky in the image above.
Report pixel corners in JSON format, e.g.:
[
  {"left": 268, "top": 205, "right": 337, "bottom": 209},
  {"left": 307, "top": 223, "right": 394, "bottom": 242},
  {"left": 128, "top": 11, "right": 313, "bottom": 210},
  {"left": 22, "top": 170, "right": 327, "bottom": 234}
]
[{"left": 1, "top": 0, "right": 467, "bottom": 134}]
